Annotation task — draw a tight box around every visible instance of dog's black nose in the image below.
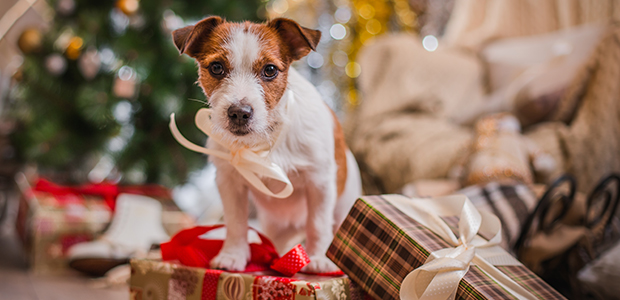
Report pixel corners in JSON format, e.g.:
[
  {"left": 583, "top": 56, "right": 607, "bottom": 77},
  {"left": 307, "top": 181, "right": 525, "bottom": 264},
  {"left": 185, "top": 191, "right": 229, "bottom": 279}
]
[{"left": 227, "top": 104, "right": 253, "bottom": 126}]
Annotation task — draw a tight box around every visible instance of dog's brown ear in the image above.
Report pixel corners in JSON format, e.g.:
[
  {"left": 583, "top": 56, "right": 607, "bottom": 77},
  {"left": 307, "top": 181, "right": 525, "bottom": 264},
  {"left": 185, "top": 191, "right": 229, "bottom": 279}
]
[
  {"left": 172, "top": 16, "right": 224, "bottom": 58},
  {"left": 268, "top": 18, "right": 321, "bottom": 61}
]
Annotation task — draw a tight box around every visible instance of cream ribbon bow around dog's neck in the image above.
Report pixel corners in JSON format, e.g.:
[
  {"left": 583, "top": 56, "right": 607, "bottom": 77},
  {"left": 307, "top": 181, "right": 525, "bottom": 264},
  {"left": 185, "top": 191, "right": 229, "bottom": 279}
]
[{"left": 169, "top": 108, "right": 293, "bottom": 198}]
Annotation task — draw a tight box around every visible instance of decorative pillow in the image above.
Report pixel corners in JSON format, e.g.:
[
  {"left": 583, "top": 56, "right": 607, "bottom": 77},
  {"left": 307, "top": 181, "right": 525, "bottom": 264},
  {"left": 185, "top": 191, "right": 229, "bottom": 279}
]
[
  {"left": 401, "top": 181, "right": 539, "bottom": 251},
  {"left": 481, "top": 23, "right": 605, "bottom": 127},
  {"left": 457, "top": 182, "right": 538, "bottom": 251}
]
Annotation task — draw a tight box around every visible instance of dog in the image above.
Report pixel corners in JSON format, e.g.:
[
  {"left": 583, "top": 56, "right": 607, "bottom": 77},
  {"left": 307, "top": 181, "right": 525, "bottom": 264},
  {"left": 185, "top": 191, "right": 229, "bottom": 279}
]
[{"left": 172, "top": 17, "right": 362, "bottom": 273}]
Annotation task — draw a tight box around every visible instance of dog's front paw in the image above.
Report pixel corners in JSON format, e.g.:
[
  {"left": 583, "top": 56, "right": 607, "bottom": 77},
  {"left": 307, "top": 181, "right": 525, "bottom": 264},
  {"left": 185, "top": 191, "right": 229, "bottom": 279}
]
[
  {"left": 210, "top": 246, "right": 250, "bottom": 271},
  {"left": 303, "top": 255, "right": 340, "bottom": 273}
]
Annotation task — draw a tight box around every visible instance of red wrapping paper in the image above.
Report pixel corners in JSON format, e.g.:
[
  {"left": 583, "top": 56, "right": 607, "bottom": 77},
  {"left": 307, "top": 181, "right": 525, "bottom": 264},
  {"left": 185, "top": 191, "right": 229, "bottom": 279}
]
[
  {"left": 32, "top": 178, "right": 171, "bottom": 210},
  {"left": 161, "top": 225, "right": 341, "bottom": 277}
]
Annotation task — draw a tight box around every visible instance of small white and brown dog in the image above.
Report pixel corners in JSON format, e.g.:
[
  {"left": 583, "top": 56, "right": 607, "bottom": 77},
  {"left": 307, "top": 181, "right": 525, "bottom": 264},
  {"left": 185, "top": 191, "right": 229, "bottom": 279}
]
[{"left": 172, "top": 17, "right": 362, "bottom": 273}]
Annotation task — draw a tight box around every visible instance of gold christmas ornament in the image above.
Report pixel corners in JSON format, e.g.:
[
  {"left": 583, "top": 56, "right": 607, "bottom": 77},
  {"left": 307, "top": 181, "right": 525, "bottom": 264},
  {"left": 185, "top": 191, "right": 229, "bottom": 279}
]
[
  {"left": 18, "top": 28, "right": 43, "bottom": 54},
  {"left": 54, "top": 27, "right": 75, "bottom": 52},
  {"left": 65, "top": 36, "right": 83, "bottom": 60},
  {"left": 116, "top": 0, "right": 139, "bottom": 15}
]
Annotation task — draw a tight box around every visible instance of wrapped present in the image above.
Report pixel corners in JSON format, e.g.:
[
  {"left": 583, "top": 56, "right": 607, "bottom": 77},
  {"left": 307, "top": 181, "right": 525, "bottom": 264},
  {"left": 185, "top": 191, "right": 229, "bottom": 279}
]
[
  {"left": 15, "top": 175, "right": 194, "bottom": 273},
  {"left": 129, "top": 259, "right": 358, "bottom": 300},
  {"left": 130, "top": 225, "right": 369, "bottom": 300},
  {"left": 327, "top": 195, "right": 566, "bottom": 300},
  {"left": 160, "top": 225, "right": 312, "bottom": 276}
]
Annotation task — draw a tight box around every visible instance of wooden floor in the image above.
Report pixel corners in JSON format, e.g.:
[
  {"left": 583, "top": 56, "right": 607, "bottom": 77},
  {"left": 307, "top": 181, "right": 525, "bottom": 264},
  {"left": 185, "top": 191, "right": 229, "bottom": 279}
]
[{"left": 0, "top": 191, "right": 128, "bottom": 300}]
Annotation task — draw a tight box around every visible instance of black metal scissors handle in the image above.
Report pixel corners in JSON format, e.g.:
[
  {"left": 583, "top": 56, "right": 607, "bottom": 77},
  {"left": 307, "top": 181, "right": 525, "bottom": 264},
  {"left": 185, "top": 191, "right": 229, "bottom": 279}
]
[
  {"left": 514, "top": 174, "right": 576, "bottom": 253},
  {"left": 584, "top": 173, "right": 620, "bottom": 230},
  {"left": 514, "top": 173, "right": 620, "bottom": 254}
]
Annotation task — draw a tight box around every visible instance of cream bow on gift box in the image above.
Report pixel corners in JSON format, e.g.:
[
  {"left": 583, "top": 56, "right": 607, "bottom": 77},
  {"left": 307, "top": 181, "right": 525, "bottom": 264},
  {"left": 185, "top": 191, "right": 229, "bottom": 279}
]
[
  {"left": 169, "top": 108, "right": 293, "bottom": 198},
  {"left": 382, "top": 195, "right": 538, "bottom": 300}
]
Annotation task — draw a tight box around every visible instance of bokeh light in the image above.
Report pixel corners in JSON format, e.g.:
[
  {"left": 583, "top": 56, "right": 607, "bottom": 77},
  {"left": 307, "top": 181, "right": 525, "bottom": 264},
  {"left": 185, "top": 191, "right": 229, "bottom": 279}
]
[
  {"left": 330, "top": 23, "right": 347, "bottom": 40},
  {"left": 307, "top": 52, "right": 324, "bottom": 69},
  {"left": 422, "top": 35, "right": 438, "bottom": 52},
  {"left": 345, "top": 62, "right": 361, "bottom": 78}
]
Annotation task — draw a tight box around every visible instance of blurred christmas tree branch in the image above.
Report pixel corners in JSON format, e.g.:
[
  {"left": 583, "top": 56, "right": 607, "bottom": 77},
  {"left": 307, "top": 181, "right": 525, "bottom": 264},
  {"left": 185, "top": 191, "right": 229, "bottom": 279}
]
[{"left": 6, "top": 0, "right": 263, "bottom": 186}]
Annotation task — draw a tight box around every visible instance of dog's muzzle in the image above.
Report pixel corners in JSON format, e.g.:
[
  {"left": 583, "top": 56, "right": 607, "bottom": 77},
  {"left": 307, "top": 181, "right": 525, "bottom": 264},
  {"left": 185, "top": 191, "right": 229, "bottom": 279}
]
[
  {"left": 227, "top": 104, "right": 253, "bottom": 126},
  {"left": 227, "top": 104, "right": 253, "bottom": 136}
]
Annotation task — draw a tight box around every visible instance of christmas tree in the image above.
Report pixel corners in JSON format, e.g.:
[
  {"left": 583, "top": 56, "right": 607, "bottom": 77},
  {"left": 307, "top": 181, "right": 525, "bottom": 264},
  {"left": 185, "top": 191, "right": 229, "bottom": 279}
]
[{"left": 9, "top": 0, "right": 262, "bottom": 185}]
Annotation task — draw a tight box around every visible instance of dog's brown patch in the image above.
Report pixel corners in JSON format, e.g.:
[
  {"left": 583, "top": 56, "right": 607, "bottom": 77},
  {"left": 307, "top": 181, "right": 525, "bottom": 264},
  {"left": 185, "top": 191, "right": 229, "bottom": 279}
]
[
  {"left": 251, "top": 25, "right": 289, "bottom": 109},
  {"left": 329, "top": 106, "right": 348, "bottom": 197},
  {"left": 197, "top": 54, "right": 232, "bottom": 97},
  {"left": 249, "top": 19, "right": 321, "bottom": 109},
  {"left": 173, "top": 18, "right": 321, "bottom": 111},
  {"left": 190, "top": 23, "right": 235, "bottom": 98},
  {"left": 190, "top": 22, "right": 292, "bottom": 108},
  {"left": 267, "top": 18, "right": 321, "bottom": 61}
]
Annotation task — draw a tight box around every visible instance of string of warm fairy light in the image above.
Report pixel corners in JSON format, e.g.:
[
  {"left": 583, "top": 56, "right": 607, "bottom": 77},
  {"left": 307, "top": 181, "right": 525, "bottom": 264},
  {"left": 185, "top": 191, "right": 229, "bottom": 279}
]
[
  {"left": 345, "top": 0, "right": 391, "bottom": 107},
  {"left": 392, "top": 0, "right": 417, "bottom": 30},
  {"left": 266, "top": 0, "right": 417, "bottom": 108},
  {"left": 346, "top": 0, "right": 416, "bottom": 107}
]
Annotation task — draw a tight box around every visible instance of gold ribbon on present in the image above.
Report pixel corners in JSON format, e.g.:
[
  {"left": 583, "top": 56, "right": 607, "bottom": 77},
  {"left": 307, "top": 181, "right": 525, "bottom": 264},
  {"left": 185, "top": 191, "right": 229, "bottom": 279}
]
[
  {"left": 169, "top": 108, "right": 293, "bottom": 198},
  {"left": 381, "top": 195, "right": 539, "bottom": 300}
]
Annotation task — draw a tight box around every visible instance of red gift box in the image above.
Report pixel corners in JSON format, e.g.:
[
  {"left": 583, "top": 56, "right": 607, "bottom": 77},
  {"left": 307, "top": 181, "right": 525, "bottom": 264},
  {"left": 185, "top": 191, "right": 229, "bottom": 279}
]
[
  {"left": 131, "top": 225, "right": 365, "bottom": 300},
  {"left": 161, "top": 225, "right": 318, "bottom": 277},
  {"left": 14, "top": 174, "right": 194, "bottom": 273}
]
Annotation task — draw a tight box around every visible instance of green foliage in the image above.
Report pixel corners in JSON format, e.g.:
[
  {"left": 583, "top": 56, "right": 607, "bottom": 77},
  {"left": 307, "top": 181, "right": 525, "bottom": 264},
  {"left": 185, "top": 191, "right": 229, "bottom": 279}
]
[{"left": 11, "top": 0, "right": 263, "bottom": 185}]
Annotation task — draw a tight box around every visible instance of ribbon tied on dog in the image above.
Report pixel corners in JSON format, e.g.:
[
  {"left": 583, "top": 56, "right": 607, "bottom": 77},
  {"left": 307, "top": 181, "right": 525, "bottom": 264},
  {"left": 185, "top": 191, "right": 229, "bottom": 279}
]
[
  {"left": 382, "top": 195, "right": 538, "bottom": 300},
  {"left": 169, "top": 108, "right": 293, "bottom": 198}
]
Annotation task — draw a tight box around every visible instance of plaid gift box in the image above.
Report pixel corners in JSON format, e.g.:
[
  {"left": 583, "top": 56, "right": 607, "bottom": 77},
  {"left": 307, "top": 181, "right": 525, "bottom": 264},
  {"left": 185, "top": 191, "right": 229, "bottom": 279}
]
[
  {"left": 130, "top": 259, "right": 368, "bottom": 300},
  {"left": 15, "top": 175, "right": 194, "bottom": 273},
  {"left": 327, "top": 195, "right": 566, "bottom": 300}
]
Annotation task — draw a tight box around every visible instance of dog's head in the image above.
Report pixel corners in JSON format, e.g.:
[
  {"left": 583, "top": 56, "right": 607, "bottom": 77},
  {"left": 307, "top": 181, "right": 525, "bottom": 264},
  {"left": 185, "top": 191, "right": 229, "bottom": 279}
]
[{"left": 172, "top": 17, "right": 321, "bottom": 148}]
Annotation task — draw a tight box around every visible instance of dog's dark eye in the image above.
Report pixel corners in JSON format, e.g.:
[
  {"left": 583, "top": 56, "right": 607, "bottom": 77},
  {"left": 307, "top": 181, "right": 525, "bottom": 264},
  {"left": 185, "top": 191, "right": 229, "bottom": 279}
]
[
  {"left": 209, "top": 62, "right": 224, "bottom": 76},
  {"left": 263, "top": 64, "right": 278, "bottom": 79}
]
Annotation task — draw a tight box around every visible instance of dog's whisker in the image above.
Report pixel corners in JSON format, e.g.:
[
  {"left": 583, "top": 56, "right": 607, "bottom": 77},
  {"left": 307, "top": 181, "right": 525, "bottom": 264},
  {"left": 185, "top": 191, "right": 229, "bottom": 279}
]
[{"left": 188, "top": 98, "right": 210, "bottom": 106}]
